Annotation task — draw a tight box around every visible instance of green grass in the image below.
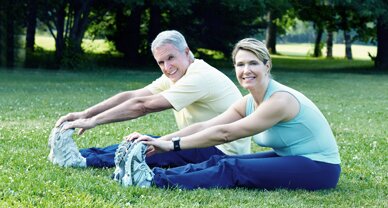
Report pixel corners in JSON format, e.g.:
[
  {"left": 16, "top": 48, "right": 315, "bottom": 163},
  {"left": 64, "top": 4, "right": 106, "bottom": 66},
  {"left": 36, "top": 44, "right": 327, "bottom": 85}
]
[
  {"left": 0, "top": 62, "right": 387, "bottom": 207},
  {"left": 276, "top": 43, "right": 377, "bottom": 60}
]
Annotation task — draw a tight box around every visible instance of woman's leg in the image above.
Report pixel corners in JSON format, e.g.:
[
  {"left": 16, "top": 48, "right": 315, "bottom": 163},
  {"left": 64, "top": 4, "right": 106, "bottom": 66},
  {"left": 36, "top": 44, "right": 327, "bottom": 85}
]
[
  {"left": 162, "top": 151, "right": 278, "bottom": 175},
  {"left": 146, "top": 146, "right": 226, "bottom": 168},
  {"left": 153, "top": 155, "right": 341, "bottom": 190}
]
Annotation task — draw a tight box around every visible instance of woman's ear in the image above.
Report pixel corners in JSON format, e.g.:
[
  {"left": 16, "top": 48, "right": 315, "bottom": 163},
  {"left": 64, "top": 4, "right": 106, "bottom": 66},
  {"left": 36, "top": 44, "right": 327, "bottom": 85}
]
[{"left": 266, "top": 61, "right": 271, "bottom": 73}]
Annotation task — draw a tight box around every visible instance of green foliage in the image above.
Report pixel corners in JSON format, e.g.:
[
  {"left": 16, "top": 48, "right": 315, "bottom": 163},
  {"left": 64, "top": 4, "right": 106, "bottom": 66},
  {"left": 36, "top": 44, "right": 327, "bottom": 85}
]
[
  {"left": 169, "top": 0, "right": 266, "bottom": 55},
  {"left": 0, "top": 59, "right": 386, "bottom": 207},
  {"left": 196, "top": 48, "right": 226, "bottom": 60}
]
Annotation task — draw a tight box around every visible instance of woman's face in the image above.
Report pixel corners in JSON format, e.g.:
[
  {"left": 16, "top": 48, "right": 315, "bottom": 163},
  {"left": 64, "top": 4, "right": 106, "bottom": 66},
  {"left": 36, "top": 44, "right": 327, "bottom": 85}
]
[{"left": 234, "top": 49, "right": 269, "bottom": 90}]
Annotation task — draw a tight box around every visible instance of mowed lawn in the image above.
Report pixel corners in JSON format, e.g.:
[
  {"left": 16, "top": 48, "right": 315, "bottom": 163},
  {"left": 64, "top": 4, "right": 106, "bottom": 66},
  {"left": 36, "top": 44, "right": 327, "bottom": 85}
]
[{"left": 0, "top": 60, "right": 387, "bottom": 207}]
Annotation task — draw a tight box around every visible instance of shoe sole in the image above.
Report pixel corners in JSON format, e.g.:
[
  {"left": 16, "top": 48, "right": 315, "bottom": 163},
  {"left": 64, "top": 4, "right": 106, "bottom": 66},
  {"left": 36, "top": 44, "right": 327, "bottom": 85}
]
[
  {"left": 112, "top": 141, "right": 133, "bottom": 182},
  {"left": 50, "top": 126, "right": 86, "bottom": 168},
  {"left": 121, "top": 143, "right": 146, "bottom": 187}
]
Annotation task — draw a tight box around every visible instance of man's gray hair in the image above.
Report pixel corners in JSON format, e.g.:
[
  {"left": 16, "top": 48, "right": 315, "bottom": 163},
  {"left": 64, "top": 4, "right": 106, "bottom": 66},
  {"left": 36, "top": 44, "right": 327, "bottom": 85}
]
[{"left": 151, "top": 30, "right": 195, "bottom": 60}]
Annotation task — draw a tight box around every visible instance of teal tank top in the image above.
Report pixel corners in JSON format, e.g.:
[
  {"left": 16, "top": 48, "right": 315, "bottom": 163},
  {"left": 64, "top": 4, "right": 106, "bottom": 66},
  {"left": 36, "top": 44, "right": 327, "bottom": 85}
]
[{"left": 246, "top": 79, "right": 340, "bottom": 164}]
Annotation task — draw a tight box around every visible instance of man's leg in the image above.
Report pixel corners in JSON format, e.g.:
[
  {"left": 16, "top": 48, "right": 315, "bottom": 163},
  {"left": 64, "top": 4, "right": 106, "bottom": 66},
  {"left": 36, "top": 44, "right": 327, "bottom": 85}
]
[
  {"left": 80, "top": 144, "right": 119, "bottom": 168},
  {"left": 79, "top": 135, "right": 226, "bottom": 169}
]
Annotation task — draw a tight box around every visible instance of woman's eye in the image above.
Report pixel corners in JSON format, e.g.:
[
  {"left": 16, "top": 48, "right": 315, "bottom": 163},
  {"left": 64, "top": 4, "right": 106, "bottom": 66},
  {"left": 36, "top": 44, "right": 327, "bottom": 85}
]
[{"left": 249, "top": 61, "right": 259, "bottom": 65}]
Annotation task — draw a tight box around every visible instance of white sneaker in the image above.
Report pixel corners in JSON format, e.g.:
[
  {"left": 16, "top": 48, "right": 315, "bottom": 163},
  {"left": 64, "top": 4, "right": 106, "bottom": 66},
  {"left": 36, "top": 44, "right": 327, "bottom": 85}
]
[
  {"left": 112, "top": 140, "right": 134, "bottom": 182},
  {"left": 121, "top": 143, "right": 154, "bottom": 188},
  {"left": 48, "top": 123, "right": 86, "bottom": 168},
  {"left": 48, "top": 125, "right": 61, "bottom": 163}
]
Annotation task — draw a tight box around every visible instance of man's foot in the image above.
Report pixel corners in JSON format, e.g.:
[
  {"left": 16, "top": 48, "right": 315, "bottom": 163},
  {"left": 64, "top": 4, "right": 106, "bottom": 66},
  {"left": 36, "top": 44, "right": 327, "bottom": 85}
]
[
  {"left": 48, "top": 123, "right": 86, "bottom": 168},
  {"left": 111, "top": 140, "right": 134, "bottom": 182},
  {"left": 121, "top": 142, "right": 154, "bottom": 188}
]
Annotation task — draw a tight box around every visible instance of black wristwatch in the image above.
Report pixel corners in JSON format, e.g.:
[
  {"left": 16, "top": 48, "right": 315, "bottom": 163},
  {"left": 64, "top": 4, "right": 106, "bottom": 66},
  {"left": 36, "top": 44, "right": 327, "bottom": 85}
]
[{"left": 172, "top": 137, "right": 181, "bottom": 151}]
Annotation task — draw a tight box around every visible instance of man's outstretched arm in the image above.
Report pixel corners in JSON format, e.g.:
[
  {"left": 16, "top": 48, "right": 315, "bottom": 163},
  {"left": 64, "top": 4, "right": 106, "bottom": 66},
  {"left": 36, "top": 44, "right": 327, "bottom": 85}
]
[
  {"left": 61, "top": 93, "right": 172, "bottom": 133},
  {"left": 55, "top": 88, "right": 153, "bottom": 127}
]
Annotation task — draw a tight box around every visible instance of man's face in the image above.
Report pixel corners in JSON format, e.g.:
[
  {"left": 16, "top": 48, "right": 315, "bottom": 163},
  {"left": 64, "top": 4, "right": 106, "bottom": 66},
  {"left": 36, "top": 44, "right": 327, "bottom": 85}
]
[{"left": 153, "top": 43, "right": 191, "bottom": 82}]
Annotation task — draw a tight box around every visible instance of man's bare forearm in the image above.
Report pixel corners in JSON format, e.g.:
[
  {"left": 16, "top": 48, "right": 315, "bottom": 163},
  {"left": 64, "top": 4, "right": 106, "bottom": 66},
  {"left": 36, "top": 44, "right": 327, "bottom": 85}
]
[{"left": 83, "top": 91, "right": 132, "bottom": 118}]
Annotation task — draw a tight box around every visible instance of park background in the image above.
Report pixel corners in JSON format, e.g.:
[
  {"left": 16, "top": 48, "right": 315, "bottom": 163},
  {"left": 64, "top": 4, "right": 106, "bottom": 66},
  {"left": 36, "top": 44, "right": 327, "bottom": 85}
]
[{"left": 0, "top": 0, "right": 387, "bottom": 207}]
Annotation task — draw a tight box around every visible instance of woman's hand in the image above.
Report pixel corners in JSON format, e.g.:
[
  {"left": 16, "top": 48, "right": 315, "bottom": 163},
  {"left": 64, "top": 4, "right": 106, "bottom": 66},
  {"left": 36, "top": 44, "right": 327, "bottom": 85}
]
[
  {"left": 123, "top": 132, "right": 143, "bottom": 142},
  {"left": 136, "top": 135, "right": 173, "bottom": 157}
]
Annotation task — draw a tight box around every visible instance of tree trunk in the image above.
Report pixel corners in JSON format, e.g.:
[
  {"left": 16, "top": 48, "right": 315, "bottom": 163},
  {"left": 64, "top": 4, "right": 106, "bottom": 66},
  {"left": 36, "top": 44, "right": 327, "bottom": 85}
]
[
  {"left": 26, "top": 0, "right": 37, "bottom": 51},
  {"left": 147, "top": 5, "right": 162, "bottom": 57},
  {"left": 25, "top": 0, "right": 37, "bottom": 68},
  {"left": 344, "top": 30, "right": 352, "bottom": 60},
  {"left": 6, "top": 6, "right": 14, "bottom": 68},
  {"left": 112, "top": 6, "right": 130, "bottom": 54},
  {"left": 313, "top": 27, "right": 323, "bottom": 57},
  {"left": 0, "top": 7, "right": 5, "bottom": 66},
  {"left": 326, "top": 31, "right": 333, "bottom": 58},
  {"left": 69, "top": 0, "right": 92, "bottom": 53},
  {"left": 127, "top": 6, "right": 143, "bottom": 64},
  {"left": 266, "top": 11, "right": 277, "bottom": 54},
  {"left": 55, "top": 6, "right": 66, "bottom": 65},
  {"left": 375, "top": 15, "right": 388, "bottom": 71}
]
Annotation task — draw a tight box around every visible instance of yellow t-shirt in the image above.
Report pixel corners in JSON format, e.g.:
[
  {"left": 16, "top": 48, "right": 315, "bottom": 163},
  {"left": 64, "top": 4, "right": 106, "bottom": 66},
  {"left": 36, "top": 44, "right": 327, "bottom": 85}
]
[{"left": 146, "top": 59, "right": 251, "bottom": 155}]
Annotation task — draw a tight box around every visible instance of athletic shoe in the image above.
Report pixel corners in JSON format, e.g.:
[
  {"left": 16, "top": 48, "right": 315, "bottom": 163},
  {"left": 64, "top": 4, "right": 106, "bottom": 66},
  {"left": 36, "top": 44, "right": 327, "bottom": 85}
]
[
  {"left": 111, "top": 139, "right": 134, "bottom": 182},
  {"left": 48, "top": 123, "right": 86, "bottom": 168},
  {"left": 48, "top": 125, "right": 61, "bottom": 162},
  {"left": 121, "top": 142, "right": 154, "bottom": 188}
]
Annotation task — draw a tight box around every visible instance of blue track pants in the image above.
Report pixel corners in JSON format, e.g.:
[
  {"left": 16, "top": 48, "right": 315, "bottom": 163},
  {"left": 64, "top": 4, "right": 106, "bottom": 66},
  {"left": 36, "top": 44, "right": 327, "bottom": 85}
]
[
  {"left": 152, "top": 151, "right": 341, "bottom": 190},
  {"left": 80, "top": 144, "right": 225, "bottom": 168}
]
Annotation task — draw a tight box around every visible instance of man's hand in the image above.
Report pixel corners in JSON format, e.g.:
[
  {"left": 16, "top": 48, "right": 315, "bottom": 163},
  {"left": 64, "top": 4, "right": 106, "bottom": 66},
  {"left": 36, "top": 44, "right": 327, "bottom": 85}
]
[
  {"left": 61, "top": 118, "right": 97, "bottom": 135},
  {"left": 55, "top": 111, "right": 87, "bottom": 127}
]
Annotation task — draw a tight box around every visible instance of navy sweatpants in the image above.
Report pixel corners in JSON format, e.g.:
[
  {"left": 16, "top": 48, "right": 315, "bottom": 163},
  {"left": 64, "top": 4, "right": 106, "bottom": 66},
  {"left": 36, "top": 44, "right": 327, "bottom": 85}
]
[
  {"left": 79, "top": 144, "right": 225, "bottom": 168},
  {"left": 152, "top": 151, "right": 341, "bottom": 190}
]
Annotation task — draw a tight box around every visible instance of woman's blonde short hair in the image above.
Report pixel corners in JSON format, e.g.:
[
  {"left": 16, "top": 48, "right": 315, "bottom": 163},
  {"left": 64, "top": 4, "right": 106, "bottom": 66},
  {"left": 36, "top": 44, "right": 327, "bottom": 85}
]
[{"left": 231, "top": 38, "right": 272, "bottom": 70}]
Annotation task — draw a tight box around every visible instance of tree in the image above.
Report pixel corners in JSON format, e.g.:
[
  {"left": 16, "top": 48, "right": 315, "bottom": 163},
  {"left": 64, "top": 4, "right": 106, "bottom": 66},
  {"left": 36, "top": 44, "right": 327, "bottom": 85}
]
[
  {"left": 25, "top": 0, "right": 38, "bottom": 67},
  {"left": 40, "top": 0, "right": 112, "bottom": 68},
  {"left": 169, "top": 0, "right": 266, "bottom": 58},
  {"left": 347, "top": 0, "right": 388, "bottom": 70},
  {"left": 0, "top": 0, "right": 25, "bottom": 68},
  {"left": 291, "top": 0, "right": 336, "bottom": 57},
  {"left": 0, "top": 1, "right": 6, "bottom": 67},
  {"left": 109, "top": 2, "right": 145, "bottom": 65},
  {"left": 264, "top": 0, "right": 293, "bottom": 54},
  {"left": 375, "top": 15, "right": 388, "bottom": 70},
  {"left": 326, "top": 31, "right": 333, "bottom": 58}
]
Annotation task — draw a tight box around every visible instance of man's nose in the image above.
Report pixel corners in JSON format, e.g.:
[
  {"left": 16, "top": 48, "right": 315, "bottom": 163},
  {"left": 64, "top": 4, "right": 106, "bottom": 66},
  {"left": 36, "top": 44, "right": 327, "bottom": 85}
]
[{"left": 164, "top": 61, "right": 171, "bottom": 69}]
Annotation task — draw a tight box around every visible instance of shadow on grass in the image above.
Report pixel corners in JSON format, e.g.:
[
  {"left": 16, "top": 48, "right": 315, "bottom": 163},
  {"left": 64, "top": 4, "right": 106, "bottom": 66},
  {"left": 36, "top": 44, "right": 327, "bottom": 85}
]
[{"left": 7, "top": 50, "right": 387, "bottom": 75}]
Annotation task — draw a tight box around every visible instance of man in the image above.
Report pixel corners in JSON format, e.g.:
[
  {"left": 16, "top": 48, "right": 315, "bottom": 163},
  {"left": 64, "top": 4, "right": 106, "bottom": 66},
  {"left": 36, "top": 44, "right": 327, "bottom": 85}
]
[{"left": 54, "top": 30, "right": 251, "bottom": 169}]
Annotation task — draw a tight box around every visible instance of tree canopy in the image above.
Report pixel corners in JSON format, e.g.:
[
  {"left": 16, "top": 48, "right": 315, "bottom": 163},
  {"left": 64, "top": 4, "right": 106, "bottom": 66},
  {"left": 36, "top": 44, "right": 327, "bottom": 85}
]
[{"left": 0, "top": 0, "right": 386, "bottom": 70}]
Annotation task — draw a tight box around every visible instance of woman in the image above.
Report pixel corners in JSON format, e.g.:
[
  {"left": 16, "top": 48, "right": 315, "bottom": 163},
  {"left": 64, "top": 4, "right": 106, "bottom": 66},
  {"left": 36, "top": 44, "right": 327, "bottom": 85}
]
[{"left": 123, "top": 38, "right": 341, "bottom": 190}]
